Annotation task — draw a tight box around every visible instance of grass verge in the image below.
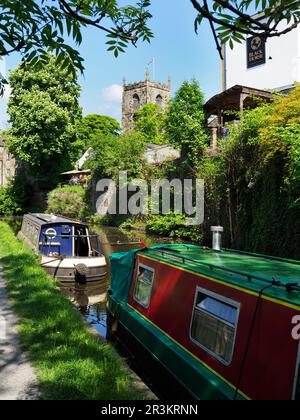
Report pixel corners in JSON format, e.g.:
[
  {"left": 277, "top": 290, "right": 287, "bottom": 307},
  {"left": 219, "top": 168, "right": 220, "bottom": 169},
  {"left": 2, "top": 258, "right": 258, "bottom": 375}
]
[{"left": 0, "top": 221, "right": 148, "bottom": 400}]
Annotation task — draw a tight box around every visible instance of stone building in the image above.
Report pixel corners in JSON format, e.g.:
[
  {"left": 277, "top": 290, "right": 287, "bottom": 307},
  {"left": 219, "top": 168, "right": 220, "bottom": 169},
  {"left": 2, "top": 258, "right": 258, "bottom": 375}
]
[
  {"left": 0, "top": 136, "right": 16, "bottom": 186},
  {"left": 122, "top": 69, "right": 171, "bottom": 131}
]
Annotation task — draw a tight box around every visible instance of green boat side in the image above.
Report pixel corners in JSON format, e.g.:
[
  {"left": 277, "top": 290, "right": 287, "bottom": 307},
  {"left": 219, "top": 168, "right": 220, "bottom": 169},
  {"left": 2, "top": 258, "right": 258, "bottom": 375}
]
[{"left": 108, "top": 299, "right": 246, "bottom": 400}]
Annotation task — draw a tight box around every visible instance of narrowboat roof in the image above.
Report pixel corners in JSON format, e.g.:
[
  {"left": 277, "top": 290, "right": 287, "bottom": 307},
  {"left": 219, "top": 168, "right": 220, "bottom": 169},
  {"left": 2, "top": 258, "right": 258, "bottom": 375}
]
[
  {"left": 24, "top": 213, "right": 88, "bottom": 227},
  {"left": 138, "top": 245, "right": 300, "bottom": 306}
]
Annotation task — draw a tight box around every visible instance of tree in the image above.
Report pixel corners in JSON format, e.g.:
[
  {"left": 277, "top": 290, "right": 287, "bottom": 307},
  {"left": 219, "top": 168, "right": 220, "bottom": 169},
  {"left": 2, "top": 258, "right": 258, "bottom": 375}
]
[
  {"left": 134, "top": 103, "right": 166, "bottom": 144},
  {"left": 6, "top": 55, "right": 82, "bottom": 182},
  {"left": 165, "top": 80, "right": 209, "bottom": 168},
  {"left": 88, "top": 131, "right": 147, "bottom": 179},
  {"left": 0, "top": 0, "right": 153, "bottom": 94},
  {"left": 77, "top": 114, "right": 121, "bottom": 150},
  {"left": 190, "top": 0, "right": 300, "bottom": 58}
]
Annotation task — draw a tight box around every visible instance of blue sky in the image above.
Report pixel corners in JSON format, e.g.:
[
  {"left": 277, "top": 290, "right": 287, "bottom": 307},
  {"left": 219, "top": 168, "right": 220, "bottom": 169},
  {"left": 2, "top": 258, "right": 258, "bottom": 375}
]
[{"left": 0, "top": 0, "right": 221, "bottom": 129}]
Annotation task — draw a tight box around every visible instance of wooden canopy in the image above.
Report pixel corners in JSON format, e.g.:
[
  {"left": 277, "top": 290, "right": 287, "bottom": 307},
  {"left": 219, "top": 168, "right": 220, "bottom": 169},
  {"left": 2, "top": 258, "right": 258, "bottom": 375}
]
[{"left": 204, "top": 85, "right": 273, "bottom": 117}]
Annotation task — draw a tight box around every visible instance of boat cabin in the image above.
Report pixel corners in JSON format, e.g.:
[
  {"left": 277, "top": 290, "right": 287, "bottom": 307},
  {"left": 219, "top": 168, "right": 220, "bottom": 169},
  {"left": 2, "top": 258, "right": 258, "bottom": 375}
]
[
  {"left": 108, "top": 244, "right": 300, "bottom": 400},
  {"left": 20, "top": 214, "right": 101, "bottom": 258},
  {"left": 18, "top": 214, "right": 106, "bottom": 284}
]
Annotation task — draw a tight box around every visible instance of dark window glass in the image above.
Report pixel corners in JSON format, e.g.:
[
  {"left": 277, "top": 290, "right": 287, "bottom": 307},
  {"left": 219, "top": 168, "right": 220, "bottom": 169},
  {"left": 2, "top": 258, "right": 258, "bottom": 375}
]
[{"left": 74, "top": 226, "right": 89, "bottom": 257}]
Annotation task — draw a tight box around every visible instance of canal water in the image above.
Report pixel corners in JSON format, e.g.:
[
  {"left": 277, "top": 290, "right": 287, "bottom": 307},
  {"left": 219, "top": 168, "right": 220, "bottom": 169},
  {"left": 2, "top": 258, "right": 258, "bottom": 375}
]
[{"left": 60, "top": 225, "right": 183, "bottom": 339}]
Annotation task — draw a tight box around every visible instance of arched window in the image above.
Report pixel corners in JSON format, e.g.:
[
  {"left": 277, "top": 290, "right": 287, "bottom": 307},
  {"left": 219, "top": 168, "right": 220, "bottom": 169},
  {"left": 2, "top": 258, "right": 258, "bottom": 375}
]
[
  {"left": 133, "top": 94, "right": 140, "bottom": 111},
  {"left": 156, "top": 94, "right": 163, "bottom": 107}
]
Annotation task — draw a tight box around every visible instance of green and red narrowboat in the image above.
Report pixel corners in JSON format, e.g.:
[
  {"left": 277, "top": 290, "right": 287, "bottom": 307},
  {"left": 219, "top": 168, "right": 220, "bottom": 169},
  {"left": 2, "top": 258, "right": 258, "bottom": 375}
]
[{"left": 107, "top": 242, "right": 300, "bottom": 400}]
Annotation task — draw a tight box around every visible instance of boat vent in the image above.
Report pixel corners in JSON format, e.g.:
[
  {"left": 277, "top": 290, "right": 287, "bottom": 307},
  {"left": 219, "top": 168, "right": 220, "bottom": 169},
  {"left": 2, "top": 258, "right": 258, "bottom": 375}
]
[{"left": 211, "top": 226, "right": 224, "bottom": 252}]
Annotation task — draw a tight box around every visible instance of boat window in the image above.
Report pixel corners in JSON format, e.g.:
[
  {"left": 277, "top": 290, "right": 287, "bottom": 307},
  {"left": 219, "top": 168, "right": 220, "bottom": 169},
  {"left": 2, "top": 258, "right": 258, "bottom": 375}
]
[
  {"left": 134, "top": 264, "right": 155, "bottom": 308},
  {"left": 190, "top": 288, "right": 239, "bottom": 365},
  {"left": 61, "top": 225, "right": 72, "bottom": 237},
  {"left": 89, "top": 234, "right": 101, "bottom": 256}
]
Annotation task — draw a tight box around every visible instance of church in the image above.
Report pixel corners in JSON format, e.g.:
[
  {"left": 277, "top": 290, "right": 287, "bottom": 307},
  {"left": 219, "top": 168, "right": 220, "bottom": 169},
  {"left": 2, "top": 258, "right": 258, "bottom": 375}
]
[
  {"left": 121, "top": 69, "right": 180, "bottom": 165},
  {"left": 122, "top": 68, "right": 171, "bottom": 131}
]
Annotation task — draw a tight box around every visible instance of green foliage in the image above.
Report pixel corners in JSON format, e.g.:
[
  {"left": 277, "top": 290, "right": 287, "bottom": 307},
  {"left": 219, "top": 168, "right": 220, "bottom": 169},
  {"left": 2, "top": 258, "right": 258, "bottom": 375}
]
[
  {"left": 200, "top": 86, "right": 300, "bottom": 259},
  {"left": 146, "top": 213, "right": 186, "bottom": 236},
  {"left": 0, "top": 0, "right": 153, "bottom": 93},
  {"left": 191, "top": 0, "right": 300, "bottom": 48},
  {"left": 6, "top": 56, "right": 82, "bottom": 180},
  {"left": 146, "top": 213, "right": 203, "bottom": 242},
  {"left": 47, "top": 185, "right": 90, "bottom": 220},
  {"left": 134, "top": 103, "right": 166, "bottom": 144},
  {"left": 165, "top": 79, "right": 209, "bottom": 167},
  {"left": 0, "top": 175, "right": 29, "bottom": 215},
  {"left": 88, "top": 131, "right": 147, "bottom": 180},
  {"left": 0, "top": 222, "right": 149, "bottom": 400},
  {"left": 0, "top": 185, "right": 21, "bottom": 215},
  {"left": 79, "top": 114, "right": 121, "bottom": 139},
  {"left": 77, "top": 114, "right": 121, "bottom": 151}
]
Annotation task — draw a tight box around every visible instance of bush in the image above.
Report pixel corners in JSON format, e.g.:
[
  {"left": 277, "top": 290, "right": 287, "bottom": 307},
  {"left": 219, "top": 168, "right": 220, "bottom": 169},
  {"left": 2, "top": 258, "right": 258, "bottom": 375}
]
[
  {"left": 146, "top": 213, "right": 203, "bottom": 242},
  {"left": 0, "top": 176, "right": 28, "bottom": 215},
  {"left": 47, "top": 185, "right": 90, "bottom": 220}
]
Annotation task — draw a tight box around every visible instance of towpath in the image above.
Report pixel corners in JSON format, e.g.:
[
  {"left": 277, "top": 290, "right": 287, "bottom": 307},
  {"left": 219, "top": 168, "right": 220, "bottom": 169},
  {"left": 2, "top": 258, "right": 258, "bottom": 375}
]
[{"left": 0, "top": 265, "right": 38, "bottom": 400}]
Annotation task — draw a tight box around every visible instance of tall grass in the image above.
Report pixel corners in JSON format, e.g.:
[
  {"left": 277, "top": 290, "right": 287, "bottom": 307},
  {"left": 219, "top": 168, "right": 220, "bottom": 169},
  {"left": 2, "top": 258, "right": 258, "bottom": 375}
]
[{"left": 0, "top": 222, "right": 147, "bottom": 400}]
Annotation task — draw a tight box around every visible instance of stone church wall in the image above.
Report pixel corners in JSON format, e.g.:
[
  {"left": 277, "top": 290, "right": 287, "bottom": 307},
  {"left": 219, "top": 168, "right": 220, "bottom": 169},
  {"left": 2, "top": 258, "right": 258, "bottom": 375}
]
[{"left": 122, "top": 76, "right": 171, "bottom": 131}]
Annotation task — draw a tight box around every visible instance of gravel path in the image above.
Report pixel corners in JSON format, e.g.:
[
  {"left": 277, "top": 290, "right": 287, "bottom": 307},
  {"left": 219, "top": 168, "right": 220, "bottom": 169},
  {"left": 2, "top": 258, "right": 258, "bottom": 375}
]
[{"left": 0, "top": 266, "right": 38, "bottom": 400}]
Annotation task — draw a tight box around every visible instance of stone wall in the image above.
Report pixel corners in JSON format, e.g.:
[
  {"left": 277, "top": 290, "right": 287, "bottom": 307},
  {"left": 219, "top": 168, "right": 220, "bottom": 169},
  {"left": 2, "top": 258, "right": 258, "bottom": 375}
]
[{"left": 0, "top": 142, "right": 16, "bottom": 187}]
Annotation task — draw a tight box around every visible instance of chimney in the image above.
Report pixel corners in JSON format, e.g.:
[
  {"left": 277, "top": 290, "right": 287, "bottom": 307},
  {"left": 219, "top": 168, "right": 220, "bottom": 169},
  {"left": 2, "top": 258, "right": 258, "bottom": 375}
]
[{"left": 211, "top": 226, "right": 224, "bottom": 252}]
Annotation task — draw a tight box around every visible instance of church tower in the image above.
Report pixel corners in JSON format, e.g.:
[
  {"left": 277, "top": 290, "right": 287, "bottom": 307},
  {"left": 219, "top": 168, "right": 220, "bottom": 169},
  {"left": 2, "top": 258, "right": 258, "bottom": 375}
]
[{"left": 122, "top": 69, "right": 171, "bottom": 131}]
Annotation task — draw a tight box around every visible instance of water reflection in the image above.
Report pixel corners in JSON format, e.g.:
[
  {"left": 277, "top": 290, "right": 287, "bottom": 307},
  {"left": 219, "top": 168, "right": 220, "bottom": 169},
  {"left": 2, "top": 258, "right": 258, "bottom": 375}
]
[{"left": 60, "top": 280, "right": 108, "bottom": 337}]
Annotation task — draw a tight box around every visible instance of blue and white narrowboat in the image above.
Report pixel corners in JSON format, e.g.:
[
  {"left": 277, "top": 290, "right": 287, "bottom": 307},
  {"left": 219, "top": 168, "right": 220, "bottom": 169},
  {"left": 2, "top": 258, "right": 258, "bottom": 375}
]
[{"left": 18, "top": 214, "right": 106, "bottom": 283}]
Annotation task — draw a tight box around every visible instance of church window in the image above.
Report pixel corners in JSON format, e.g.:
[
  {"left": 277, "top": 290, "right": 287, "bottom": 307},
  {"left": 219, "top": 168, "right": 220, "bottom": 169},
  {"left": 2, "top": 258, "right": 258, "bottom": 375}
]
[
  {"left": 133, "top": 94, "right": 140, "bottom": 110},
  {"left": 156, "top": 95, "right": 163, "bottom": 106}
]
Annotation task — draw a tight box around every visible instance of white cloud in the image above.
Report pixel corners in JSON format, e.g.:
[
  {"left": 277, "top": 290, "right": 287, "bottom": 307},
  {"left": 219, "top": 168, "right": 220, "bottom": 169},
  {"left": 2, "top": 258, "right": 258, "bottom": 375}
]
[
  {"left": 101, "top": 84, "right": 123, "bottom": 103},
  {"left": 97, "top": 84, "right": 123, "bottom": 122}
]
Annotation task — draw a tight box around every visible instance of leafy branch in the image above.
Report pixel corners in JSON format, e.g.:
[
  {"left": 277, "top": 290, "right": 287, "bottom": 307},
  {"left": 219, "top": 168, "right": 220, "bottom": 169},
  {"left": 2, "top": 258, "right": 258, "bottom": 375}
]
[
  {"left": 191, "top": 0, "right": 300, "bottom": 58},
  {"left": 0, "top": 0, "right": 153, "bottom": 90}
]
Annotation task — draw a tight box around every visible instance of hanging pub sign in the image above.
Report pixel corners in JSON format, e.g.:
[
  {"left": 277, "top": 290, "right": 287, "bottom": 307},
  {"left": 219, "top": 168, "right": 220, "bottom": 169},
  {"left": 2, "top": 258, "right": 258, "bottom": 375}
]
[{"left": 247, "top": 36, "right": 266, "bottom": 68}]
